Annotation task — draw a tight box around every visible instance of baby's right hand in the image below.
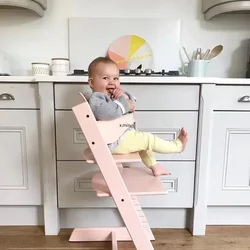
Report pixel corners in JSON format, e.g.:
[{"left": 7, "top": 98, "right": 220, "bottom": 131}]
[
  {"left": 128, "top": 99, "right": 135, "bottom": 112},
  {"left": 112, "top": 88, "right": 129, "bottom": 100}
]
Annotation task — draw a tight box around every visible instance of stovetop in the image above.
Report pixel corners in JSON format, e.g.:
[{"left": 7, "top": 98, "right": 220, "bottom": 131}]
[{"left": 68, "top": 69, "right": 181, "bottom": 77}]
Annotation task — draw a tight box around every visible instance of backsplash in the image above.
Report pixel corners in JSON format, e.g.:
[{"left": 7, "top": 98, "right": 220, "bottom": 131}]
[{"left": 0, "top": 0, "right": 250, "bottom": 77}]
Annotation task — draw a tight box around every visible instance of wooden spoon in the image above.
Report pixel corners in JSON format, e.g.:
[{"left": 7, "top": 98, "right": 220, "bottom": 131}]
[{"left": 207, "top": 45, "right": 223, "bottom": 60}]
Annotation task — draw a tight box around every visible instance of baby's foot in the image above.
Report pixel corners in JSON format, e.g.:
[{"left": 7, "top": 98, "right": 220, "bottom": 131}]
[
  {"left": 178, "top": 127, "right": 188, "bottom": 151},
  {"left": 150, "top": 164, "right": 171, "bottom": 177}
]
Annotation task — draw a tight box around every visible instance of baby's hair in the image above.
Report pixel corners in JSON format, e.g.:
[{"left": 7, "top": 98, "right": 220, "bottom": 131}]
[{"left": 88, "top": 56, "right": 118, "bottom": 77}]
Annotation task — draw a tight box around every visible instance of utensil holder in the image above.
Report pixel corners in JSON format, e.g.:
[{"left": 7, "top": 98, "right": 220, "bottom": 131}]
[{"left": 182, "top": 60, "right": 210, "bottom": 77}]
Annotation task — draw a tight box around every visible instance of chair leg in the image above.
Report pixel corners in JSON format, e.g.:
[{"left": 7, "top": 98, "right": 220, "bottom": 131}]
[{"left": 111, "top": 231, "right": 118, "bottom": 250}]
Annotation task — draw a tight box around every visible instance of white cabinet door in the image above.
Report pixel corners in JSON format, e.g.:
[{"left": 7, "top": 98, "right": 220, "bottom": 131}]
[
  {"left": 0, "top": 110, "right": 41, "bottom": 205},
  {"left": 208, "top": 112, "right": 250, "bottom": 205}
]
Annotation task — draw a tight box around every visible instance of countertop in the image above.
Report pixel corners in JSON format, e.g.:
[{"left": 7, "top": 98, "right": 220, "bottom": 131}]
[{"left": 0, "top": 75, "right": 250, "bottom": 85}]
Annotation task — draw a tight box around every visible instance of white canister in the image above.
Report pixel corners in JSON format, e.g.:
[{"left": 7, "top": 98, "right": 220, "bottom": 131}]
[
  {"left": 31, "top": 62, "right": 50, "bottom": 76},
  {"left": 51, "top": 58, "right": 70, "bottom": 76},
  {"left": 0, "top": 50, "right": 11, "bottom": 75}
]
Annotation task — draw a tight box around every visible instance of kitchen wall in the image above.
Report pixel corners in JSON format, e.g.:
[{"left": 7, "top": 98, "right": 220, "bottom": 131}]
[{"left": 0, "top": 0, "right": 250, "bottom": 77}]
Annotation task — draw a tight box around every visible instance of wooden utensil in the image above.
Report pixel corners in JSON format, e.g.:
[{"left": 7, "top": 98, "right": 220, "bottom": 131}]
[{"left": 207, "top": 45, "right": 223, "bottom": 60}]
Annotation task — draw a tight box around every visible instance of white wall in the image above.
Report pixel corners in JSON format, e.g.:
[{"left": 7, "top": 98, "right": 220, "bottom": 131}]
[{"left": 0, "top": 0, "right": 250, "bottom": 77}]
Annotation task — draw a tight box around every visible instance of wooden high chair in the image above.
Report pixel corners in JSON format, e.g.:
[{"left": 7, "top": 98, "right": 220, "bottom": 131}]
[{"left": 69, "top": 92, "right": 168, "bottom": 250}]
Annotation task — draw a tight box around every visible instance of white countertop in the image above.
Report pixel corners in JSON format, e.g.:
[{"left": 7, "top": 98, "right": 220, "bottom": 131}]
[{"left": 0, "top": 75, "right": 250, "bottom": 85}]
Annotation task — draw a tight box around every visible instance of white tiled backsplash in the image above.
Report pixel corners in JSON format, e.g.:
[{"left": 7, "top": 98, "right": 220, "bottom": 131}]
[
  {"left": 0, "top": 0, "right": 250, "bottom": 77},
  {"left": 68, "top": 18, "right": 182, "bottom": 72}
]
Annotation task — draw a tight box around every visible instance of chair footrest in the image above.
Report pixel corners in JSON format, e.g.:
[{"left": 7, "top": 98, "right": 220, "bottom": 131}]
[{"left": 92, "top": 167, "right": 168, "bottom": 197}]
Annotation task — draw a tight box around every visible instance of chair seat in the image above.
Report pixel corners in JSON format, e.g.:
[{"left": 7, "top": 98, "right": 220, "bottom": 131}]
[{"left": 83, "top": 147, "right": 142, "bottom": 164}]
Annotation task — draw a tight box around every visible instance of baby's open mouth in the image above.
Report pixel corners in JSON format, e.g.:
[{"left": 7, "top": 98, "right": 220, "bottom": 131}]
[{"left": 107, "top": 87, "right": 115, "bottom": 94}]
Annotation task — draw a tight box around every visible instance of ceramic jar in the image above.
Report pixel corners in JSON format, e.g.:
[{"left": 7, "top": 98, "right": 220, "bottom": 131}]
[
  {"left": 31, "top": 62, "right": 50, "bottom": 76},
  {"left": 51, "top": 58, "right": 70, "bottom": 76}
]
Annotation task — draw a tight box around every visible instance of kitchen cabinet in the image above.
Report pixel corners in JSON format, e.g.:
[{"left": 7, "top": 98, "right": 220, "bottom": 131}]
[
  {"left": 0, "top": 83, "right": 41, "bottom": 205},
  {"left": 54, "top": 83, "right": 199, "bottom": 210},
  {"left": 208, "top": 85, "right": 250, "bottom": 205},
  {"left": 0, "top": 0, "right": 47, "bottom": 17},
  {"left": 0, "top": 110, "right": 42, "bottom": 205},
  {"left": 2, "top": 76, "right": 250, "bottom": 236}
]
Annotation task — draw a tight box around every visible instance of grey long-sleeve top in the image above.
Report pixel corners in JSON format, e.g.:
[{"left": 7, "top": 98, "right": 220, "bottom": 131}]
[
  {"left": 86, "top": 91, "right": 136, "bottom": 151},
  {"left": 87, "top": 91, "right": 136, "bottom": 121}
]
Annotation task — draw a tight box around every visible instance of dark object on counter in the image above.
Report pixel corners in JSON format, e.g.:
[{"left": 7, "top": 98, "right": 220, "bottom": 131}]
[
  {"left": 246, "top": 62, "right": 250, "bottom": 78},
  {"left": 246, "top": 39, "right": 250, "bottom": 78}
]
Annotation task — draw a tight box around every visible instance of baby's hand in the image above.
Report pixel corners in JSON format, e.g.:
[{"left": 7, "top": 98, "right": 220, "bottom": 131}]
[
  {"left": 112, "top": 88, "right": 129, "bottom": 100},
  {"left": 128, "top": 99, "right": 135, "bottom": 112}
]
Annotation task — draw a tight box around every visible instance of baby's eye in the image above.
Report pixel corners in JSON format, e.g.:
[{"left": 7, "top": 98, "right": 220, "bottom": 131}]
[
  {"left": 114, "top": 77, "right": 119, "bottom": 80},
  {"left": 103, "top": 77, "right": 108, "bottom": 80}
]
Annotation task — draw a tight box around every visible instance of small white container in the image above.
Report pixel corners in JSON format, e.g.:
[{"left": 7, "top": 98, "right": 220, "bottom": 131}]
[
  {"left": 0, "top": 50, "right": 11, "bottom": 75},
  {"left": 51, "top": 58, "right": 70, "bottom": 76},
  {"left": 31, "top": 62, "right": 50, "bottom": 76}
]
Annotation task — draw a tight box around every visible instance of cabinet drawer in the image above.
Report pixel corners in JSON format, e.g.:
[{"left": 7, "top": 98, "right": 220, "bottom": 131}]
[
  {"left": 54, "top": 84, "right": 92, "bottom": 110},
  {"left": 57, "top": 161, "right": 195, "bottom": 208},
  {"left": 0, "top": 84, "right": 39, "bottom": 109},
  {"left": 214, "top": 86, "right": 250, "bottom": 110},
  {"left": 55, "top": 111, "right": 198, "bottom": 161},
  {"left": 122, "top": 84, "right": 199, "bottom": 110},
  {"left": 54, "top": 83, "right": 200, "bottom": 110}
]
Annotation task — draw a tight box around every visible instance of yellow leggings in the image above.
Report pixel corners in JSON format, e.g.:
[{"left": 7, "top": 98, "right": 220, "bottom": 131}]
[{"left": 112, "top": 130, "right": 183, "bottom": 168}]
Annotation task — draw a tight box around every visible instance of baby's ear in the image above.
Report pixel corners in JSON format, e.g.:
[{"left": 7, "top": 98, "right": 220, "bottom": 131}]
[{"left": 88, "top": 78, "right": 93, "bottom": 89}]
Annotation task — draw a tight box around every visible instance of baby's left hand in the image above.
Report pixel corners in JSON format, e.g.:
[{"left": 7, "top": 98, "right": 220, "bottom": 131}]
[{"left": 112, "top": 88, "right": 129, "bottom": 100}]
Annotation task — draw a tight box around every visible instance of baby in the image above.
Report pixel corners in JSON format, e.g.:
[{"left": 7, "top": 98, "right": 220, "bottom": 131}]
[{"left": 86, "top": 56, "right": 188, "bottom": 176}]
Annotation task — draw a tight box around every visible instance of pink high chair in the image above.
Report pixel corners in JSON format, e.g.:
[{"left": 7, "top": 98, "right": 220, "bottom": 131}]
[{"left": 69, "top": 92, "right": 168, "bottom": 250}]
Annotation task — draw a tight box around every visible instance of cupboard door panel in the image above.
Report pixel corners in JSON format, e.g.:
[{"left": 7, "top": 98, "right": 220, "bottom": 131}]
[
  {"left": 0, "top": 110, "right": 41, "bottom": 205},
  {"left": 208, "top": 112, "right": 250, "bottom": 205}
]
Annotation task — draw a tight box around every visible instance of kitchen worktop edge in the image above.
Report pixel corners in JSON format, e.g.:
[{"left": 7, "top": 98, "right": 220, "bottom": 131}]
[{"left": 0, "top": 76, "right": 250, "bottom": 85}]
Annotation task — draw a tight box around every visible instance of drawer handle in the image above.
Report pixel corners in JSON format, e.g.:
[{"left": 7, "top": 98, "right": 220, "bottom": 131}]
[
  {"left": 238, "top": 95, "right": 250, "bottom": 103},
  {"left": 0, "top": 93, "right": 15, "bottom": 101}
]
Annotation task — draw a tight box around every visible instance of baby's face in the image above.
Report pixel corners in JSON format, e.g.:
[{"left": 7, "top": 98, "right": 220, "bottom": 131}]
[{"left": 89, "top": 63, "right": 120, "bottom": 96}]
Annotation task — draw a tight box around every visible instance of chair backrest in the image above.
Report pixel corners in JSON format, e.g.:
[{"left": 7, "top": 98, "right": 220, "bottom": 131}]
[
  {"left": 71, "top": 92, "right": 112, "bottom": 156},
  {"left": 74, "top": 92, "right": 135, "bottom": 144}
]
